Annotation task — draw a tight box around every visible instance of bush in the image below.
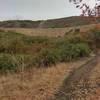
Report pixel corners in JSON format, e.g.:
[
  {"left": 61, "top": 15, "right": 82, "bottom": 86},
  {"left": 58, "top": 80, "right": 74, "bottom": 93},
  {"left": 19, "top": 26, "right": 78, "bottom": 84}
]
[
  {"left": 35, "top": 49, "right": 60, "bottom": 67},
  {"left": 59, "top": 43, "right": 91, "bottom": 61},
  {"left": 35, "top": 43, "right": 91, "bottom": 67},
  {"left": 0, "top": 54, "right": 35, "bottom": 73},
  {"left": 0, "top": 54, "right": 17, "bottom": 73}
]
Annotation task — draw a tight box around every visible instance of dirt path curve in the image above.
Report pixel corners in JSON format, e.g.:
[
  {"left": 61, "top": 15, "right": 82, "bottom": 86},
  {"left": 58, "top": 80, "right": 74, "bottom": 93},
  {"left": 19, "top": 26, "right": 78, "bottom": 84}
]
[{"left": 53, "top": 55, "right": 99, "bottom": 100}]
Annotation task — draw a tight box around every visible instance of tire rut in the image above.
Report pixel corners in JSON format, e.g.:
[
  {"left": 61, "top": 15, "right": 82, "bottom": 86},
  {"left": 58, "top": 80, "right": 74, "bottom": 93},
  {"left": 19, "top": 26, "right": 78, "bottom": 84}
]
[{"left": 53, "top": 55, "right": 99, "bottom": 100}]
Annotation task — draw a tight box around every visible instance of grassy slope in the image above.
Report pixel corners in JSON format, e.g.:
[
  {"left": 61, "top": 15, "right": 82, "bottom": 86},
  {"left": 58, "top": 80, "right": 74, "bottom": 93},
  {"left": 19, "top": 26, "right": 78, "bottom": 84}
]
[
  {"left": 0, "top": 24, "right": 100, "bottom": 100},
  {"left": 0, "top": 16, "right": 100, "bottom": 28}
]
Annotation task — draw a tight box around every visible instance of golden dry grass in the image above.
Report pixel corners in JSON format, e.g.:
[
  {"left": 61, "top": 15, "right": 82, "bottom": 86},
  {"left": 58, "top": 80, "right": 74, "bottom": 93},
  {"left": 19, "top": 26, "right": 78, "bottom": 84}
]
[
  {"left": 0, "top": 24, "right": 97, "bottom": 37},
  {"left": 0, "top": 58, "right": 89, "bottom": 100}
]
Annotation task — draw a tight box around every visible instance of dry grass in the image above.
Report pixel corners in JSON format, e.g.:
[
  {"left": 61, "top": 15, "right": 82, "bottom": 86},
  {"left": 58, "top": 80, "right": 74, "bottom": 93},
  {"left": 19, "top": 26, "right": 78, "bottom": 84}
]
[
  {"left": 0, "top": 58, "right": 89, "bottom": 100},
  {"left": 0, "top": 24, "right": 97, "bottom": 37},
  {"left": 0, "top": 23, "right": 100, "bottom": 100},
  {"left": 0, "top": 28, "right": 69, "bottom": 37}
]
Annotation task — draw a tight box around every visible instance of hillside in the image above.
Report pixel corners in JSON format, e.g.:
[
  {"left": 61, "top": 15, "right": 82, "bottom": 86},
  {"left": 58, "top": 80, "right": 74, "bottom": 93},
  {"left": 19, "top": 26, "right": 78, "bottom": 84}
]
[
  {"left": 0, "top": 23, "right": 100, "bottom": 100},
  {"left": 0, "top": 16, "right": 100, "bottom": 28}
]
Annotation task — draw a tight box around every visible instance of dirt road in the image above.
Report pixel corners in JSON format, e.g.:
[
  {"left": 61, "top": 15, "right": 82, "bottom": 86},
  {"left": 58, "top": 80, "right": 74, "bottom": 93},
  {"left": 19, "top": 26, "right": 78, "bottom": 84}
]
[{"left": 53, "top": 55, "right": 99, "bottom": 100}]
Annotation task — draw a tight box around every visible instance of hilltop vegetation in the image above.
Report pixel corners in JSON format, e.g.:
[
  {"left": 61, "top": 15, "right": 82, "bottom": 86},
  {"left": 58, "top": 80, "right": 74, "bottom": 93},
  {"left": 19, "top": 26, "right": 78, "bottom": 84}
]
[
  {"left": 0, "top": 20, "right": 41, "bottom": 28},
  {"left": 1, "top": 16, "right": 100, "bottom": 28}
]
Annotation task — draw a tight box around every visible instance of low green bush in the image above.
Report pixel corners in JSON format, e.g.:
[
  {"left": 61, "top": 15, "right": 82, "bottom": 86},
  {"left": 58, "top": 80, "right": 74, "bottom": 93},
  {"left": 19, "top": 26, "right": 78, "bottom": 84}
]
[
  {"left": 0, "top": 54, "right": 18, "bottom": 73},
  {"left": 0, "top": 54, "right": 35, "bottom": 73},
  {"left": 59, "top": 43, "right": 91, "bottom": 61},
  {"left": 35, "top": 43, "right": 91, "bottom": 67},
  {"left": 35, "top": 49, "right": 60, "bottom": 67}
]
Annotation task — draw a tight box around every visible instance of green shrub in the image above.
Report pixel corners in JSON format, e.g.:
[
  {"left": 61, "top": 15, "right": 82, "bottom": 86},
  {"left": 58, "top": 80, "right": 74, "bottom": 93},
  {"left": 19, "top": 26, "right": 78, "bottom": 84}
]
[
  {"left": 0, "top": 54, "right": 35, "bottom": 73},
  {"left": 35, "top": 43, "right": 91, "bottom": 67},
  {"left": 0, "top": 54, "right": 17, "bottom": 73},
  {"left": 35, "top": 49, "right": 60, "bottom": 67},
  {"left": 59, "top": 43, "right": 91, "bottom": 61}
]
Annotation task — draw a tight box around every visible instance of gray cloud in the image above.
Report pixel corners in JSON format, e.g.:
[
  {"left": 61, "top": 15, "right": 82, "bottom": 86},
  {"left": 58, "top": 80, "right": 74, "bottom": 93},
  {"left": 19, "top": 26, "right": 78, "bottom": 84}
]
[{"left": 0, "top": 0, "right": 81, "bottom": 20}]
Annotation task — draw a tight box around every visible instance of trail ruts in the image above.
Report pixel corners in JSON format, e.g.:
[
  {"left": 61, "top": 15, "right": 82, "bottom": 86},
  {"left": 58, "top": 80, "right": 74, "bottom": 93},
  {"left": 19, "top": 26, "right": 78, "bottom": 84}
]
[{"left": 53, "top": 55, "right": 99, "bottom": 100}]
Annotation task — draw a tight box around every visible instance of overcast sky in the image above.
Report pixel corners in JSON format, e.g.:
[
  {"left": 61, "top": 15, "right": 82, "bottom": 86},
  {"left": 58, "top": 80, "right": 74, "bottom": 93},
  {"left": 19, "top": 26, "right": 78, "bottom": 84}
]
[{"left": 0, "top": 0, "right": 96, "bottom": 21}]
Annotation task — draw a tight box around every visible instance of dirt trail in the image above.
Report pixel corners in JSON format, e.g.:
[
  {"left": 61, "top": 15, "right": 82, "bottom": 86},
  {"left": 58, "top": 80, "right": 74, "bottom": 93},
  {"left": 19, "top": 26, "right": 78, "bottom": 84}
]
[
  {"left": 53, "top": 55, "right": 99, "bottom": 100},
  {"left": 0, "top": 58, "right": 91, "bottom": 100}
]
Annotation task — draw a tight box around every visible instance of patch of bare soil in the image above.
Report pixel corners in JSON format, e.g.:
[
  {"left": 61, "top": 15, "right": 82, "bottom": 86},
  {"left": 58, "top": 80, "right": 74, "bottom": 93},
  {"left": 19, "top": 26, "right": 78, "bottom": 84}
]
[{"left": 0, "top": 58, "right": 90, "bottom": 100}]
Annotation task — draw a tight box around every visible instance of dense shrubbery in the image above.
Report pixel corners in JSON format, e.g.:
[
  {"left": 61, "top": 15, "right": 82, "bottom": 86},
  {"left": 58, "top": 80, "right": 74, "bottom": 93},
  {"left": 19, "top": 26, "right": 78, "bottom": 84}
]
[
  {"left": 35, "top": 43, "right": 91, "bottom": 67},
  {"left": 0, "top": 31, "right": 93, "bottom": 73}
]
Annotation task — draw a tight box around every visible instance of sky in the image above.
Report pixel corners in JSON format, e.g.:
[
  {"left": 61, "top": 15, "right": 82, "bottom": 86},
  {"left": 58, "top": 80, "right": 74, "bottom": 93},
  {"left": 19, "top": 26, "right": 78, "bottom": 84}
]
[{"left": 0, "top": 0, "right": 97, "bottom": 21}]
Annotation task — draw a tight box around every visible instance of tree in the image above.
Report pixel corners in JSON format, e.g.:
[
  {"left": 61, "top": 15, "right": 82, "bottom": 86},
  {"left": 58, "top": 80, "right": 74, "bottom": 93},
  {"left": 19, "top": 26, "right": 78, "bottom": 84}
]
[{"left": 69, "top": 0, "right": 99, "bottom": 17}]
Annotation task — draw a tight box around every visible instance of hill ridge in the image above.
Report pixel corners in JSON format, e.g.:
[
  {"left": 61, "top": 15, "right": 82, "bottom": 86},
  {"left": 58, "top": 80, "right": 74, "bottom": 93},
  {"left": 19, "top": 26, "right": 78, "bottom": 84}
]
[{"left": 0, "top": 16, "right": 99, "bottom": 28}]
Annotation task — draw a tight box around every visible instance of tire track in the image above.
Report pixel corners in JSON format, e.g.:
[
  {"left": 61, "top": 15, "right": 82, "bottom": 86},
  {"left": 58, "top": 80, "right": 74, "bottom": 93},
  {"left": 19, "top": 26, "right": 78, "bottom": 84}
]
[{"left": 53, "top": 55, "right": 99, "bottom": 100}]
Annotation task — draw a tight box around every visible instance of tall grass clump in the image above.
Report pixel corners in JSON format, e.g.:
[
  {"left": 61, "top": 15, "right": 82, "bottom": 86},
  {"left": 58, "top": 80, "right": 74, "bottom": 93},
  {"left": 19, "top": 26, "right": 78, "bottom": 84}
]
[
  {"left": 0, "top": 54, "right": 18, "bottom": 73},
  {"left": 0, "top": 54, "right": 35, "bottom": 73}
]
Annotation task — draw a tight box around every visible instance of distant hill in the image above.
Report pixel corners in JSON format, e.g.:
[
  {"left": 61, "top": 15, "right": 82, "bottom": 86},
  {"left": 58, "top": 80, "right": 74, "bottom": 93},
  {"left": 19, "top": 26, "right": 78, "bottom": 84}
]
[
  {"left": 0, "top": 16, "right": 100, "bottom": 28},
  {"left": 0, "top": 20, "right": 41, "bottom": 28}
]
